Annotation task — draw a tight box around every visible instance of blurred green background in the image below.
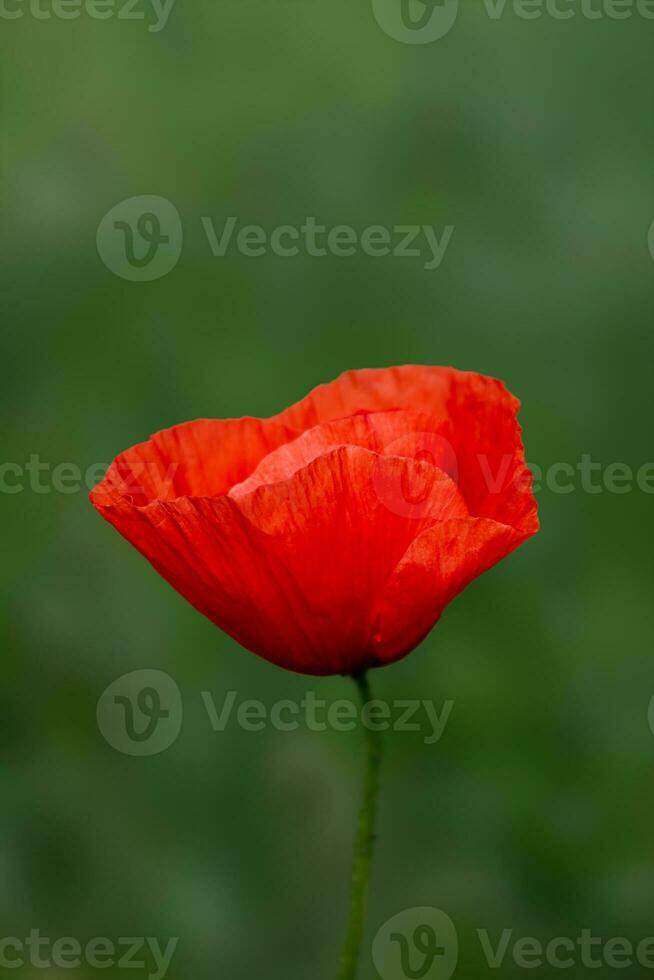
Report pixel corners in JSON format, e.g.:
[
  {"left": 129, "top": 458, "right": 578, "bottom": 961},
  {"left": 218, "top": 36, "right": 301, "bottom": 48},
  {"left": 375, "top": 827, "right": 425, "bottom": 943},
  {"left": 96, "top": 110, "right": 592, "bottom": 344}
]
[{"left": 2, "top": 1, "right": 654, "bottom": 978}]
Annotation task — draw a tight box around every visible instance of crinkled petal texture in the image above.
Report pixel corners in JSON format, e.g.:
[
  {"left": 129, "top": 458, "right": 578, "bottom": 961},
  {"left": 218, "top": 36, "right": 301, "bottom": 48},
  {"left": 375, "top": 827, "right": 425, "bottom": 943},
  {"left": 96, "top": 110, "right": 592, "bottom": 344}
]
[{"left": 91, "top": 366, "right": 538, "bottom": 675}]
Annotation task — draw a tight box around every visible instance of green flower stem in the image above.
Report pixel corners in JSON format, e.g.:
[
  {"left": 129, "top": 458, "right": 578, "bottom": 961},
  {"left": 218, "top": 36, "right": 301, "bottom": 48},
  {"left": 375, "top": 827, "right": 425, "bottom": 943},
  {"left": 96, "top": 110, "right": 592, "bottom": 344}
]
[{"left": 336, "top": 671, "right": 383, "bottom": 980}]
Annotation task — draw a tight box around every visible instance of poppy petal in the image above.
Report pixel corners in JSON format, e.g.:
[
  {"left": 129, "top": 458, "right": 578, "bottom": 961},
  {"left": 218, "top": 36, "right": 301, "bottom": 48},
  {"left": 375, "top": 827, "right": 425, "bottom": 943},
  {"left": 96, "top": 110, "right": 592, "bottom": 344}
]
[
  {"left": 229, "top": 410, "right": 457, "bottom": 498},
  {"left": 275, "top": 365, "right": 456, "bottom": 430},
  {"left": 91, "top": 366, "right": 538, "bottom": 676},
  {"left": 93, "top": 445, "right": 468, "bottom": 675},
  {"left": 275, "top": 366, "right": 534, "bottom": 526},
  {"left": 370, "top": 516, "right": 530, "bottom": 664},
  {"left": 91, "top": 416, "right": 297, "bottom": 508}
]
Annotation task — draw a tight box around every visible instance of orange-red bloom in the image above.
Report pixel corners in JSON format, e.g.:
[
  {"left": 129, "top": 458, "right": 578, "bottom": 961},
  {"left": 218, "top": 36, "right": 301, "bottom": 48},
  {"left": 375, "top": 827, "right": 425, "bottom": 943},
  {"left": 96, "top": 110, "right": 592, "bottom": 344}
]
[{"left": 91, "top": 366, "right": 538, "bottom": 675}]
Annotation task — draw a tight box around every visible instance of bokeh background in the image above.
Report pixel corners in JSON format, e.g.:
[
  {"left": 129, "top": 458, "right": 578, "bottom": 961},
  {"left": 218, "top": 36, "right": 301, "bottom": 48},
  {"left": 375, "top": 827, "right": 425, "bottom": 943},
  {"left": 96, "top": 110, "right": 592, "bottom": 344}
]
[{"left": 3, "top": 2, "right": 654, "bottom": 978}]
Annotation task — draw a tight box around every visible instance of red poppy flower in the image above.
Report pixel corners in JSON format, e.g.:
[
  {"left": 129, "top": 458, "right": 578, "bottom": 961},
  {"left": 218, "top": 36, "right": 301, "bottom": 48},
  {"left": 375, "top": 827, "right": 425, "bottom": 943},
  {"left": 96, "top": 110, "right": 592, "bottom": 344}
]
[{"left": 91, "top": 366, "right": 538, "bottom": 676}]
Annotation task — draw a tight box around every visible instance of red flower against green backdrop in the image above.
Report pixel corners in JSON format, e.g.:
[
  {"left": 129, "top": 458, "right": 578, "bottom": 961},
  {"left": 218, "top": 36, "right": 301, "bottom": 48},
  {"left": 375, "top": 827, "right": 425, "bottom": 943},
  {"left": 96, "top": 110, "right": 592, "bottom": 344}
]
[
  {"left": 91, "top": 365, "right": 538, "bottom": 980},
  {"left": 91, "top": 365, "right": 538, "bottom": 675}
]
